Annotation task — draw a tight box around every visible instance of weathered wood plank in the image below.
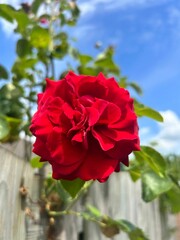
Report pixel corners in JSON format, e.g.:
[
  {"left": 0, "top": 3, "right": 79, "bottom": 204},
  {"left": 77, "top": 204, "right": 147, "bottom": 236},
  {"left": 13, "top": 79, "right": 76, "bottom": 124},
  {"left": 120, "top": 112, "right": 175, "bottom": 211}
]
[
  {"left": 0, "top": 141, "right": 179, "bottom": 240},
  {"left": 84, "top": 173, "right": 178, "bottom": 240},
  {"left": 0, "top": 145, "right": 36, "bottom": 240}
]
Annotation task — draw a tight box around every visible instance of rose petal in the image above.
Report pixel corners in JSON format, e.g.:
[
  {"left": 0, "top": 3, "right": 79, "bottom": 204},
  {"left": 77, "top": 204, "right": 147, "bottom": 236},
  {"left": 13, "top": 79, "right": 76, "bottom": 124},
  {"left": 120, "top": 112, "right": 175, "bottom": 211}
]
[
  {"left": 77, "top": 140, "right": 119, "bottom": 181},
  {"left": 87, "top": 107, "right": 100, "bottom": 126},
  {"left": 92, "top": 127, "right": 115, "bottom": 151},
  {"left": 77, "top": 75, "right": 108, "bottom": 99},
  {"left": 98, "top": 102, "right": 121, "bottom": 124},
  {"left": 51, "top": 160, "right": 83, "bottom": 180},
  {"left": 32, "top": 138, "right": 51, "bottom": 161},
  {"left": 47, "top": 127, "right": 86, "bottom": 165},
  {"left": 30, "top": 113, "right": 53, "bottom": 141}
]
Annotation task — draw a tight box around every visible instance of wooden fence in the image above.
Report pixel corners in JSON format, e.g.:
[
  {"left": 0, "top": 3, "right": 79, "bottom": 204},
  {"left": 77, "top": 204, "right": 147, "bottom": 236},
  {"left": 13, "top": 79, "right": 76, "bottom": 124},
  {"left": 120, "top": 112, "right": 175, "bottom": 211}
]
[{"left": 0, "top": 140, "right": 179, "bottom": 240}]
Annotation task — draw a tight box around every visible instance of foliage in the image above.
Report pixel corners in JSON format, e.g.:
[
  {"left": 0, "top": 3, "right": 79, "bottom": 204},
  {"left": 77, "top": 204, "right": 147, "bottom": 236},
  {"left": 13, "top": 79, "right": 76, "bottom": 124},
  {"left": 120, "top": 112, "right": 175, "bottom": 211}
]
[
  {"left": 0, "top": 1, "right": 179, "bottom": 239},
  {"left": 128, "top": 148, "right": 180, "bottom": 213}
]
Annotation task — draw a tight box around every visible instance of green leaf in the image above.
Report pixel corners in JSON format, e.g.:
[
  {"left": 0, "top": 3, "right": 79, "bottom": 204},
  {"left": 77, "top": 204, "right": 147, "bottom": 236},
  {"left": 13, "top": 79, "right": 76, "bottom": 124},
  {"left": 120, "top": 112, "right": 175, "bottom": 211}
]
[
  {"left": 55, "top": 181, "right": 72, "bottom": 204},
  {"left": 119, "top": 76, "right": 128, "bottom": 88},
  {"left": 140, "top": 146, "right": 166, "bottom": 175},
  {"left": 129, "top": 166, "right": 141, "bottom": 182},
  {"left": 0, "top": 115, "right": 10, "bottom": 140},
  {"left": 16, "top": 39, "right": 32, "bottom": 57},
  {"left": 30, "top": 26, "right": 51, "bottom": 48},
  {"left": 81, "top": 207, "right": 148, "bottom": 239},
  {"left": 94, "top": 57, "right": 120, "bottom": 75},
  {"left": 0, "top": 64, "right": 8, "bottom": 79},
  {"left": 0, "top": 4, "right": 15, "bottom": 23},
  {"left": 60, "top": 178, "right": 85, "bottom": 198},
  {"left": 1, "top": 117, "right": 21, "bottom": 142},
  {"left": 13, "top": 10, "right": 29, "bottom": 34},
  {"left": 128, "top": 82, "right": 143, "bottom": 95},
  {"left": 0, "top": 83, "right": 21, "bottom": 100},
  {"left": 165, "top": 186, "right": 180, "bottom": 213},
  {"left": 31, "top": 0, "right": 44, "bottom": 14},
  {"left": 0, "top": 5, "right": 29, "bottom": 34},
  {"left": 77, "top": 66, "right": 99, "bottom": 76},
  {"left": 53, "top": 41, "right": 69, "bottom": 59},
  {"left": 116, "top": 220, "right": 149, "bottom": 240},
  {"left": 78, "top": 54, "right": 93, "bottom": 65},
  {"left": 12, "top": 58, "right": 37, "bottom": 76},
  {"left": 134, "top": 101, "right": 163, "bottom": 122},
  {"left": 30, "top": 156, "right": 44, "bottom": 168},
  {"left": 142, "top": 170, "right": 173, "bottom": 202}
]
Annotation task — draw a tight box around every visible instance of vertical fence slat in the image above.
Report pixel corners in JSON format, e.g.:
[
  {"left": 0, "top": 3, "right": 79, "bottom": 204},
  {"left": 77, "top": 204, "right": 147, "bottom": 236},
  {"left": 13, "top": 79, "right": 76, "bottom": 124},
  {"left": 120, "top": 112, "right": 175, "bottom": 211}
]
[{"left": 0, "top": 144, "right": 36, "bottom": 240}]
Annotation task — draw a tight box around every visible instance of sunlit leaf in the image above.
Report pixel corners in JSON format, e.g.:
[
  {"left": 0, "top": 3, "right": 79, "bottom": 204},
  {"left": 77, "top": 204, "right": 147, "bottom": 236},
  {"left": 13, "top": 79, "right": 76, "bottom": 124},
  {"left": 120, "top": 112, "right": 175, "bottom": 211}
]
[
  {"left": 129, "top": 166, "right": 141, "bottom": 182},
  {"left": 6, "top": 116, "right": 22, "bottom": 141},
  {"left": 0, "top": 83, "right": 21, "bottom": 99},
  {"left": 0, "top": 4, "right": 15, "bottom": 22},
  {"left": 134, "top": 101, "right": 163, "bottom": 122},
  {"left": 30, "top": 156, "right": 44, "bottom": 168},
  {"left": 13, "top": 10, "right": 29, "bottom": 34},
  {"left": 95, "top": 57, "right": 120, "bottom": 75},
  {"left": 140, "top": 146, "right": 167, "bottom": 175},
  {"left": 165, "top": 186, "right": 180, "bottom": 213},
  {"left": 12, "top": 58, "right": 37, "bottom": 76},
  {"left": 0, "top": 115, "right": 10, "bottom": 140},
  {"left": 77, "top": 66, "right": 99, "bottom": 76},
  {"left": 78, "top": 54, "right": 93, "bottom": 65},
  {"left": 142, "top": 170, "right": 173, "bottom": 202},
  {"left": 30, "top": 26, "right": 51, "bottom": 48}
]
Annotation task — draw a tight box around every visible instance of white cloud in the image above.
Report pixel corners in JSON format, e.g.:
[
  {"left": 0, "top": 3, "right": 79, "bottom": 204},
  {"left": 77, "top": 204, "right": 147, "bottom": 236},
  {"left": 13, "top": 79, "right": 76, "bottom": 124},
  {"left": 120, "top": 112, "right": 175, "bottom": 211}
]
[
  {"left": 168, "top": 6, "right": 180, "bottom": 38},
  {"left": 153, "top": 111, "right": 180, "bottom": 154},
  {"left": 140, "top": 110, "right": 180, "bottom": 155},
  {"left": 0, "top": 0, "right": 16, "bottom": 4},
  {"left": 72, "top": 24, "right": 96, "bottom": 39},
  {"left": 79, "top": 0, "right": 168, "bottom": 17}
]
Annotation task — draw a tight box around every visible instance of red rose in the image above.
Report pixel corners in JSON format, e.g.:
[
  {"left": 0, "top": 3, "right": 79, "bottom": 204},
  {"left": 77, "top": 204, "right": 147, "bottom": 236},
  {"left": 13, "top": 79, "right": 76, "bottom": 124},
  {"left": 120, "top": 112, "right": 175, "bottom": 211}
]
[{"left": 30, "top": 72, "right": 140, "bottom": 182}]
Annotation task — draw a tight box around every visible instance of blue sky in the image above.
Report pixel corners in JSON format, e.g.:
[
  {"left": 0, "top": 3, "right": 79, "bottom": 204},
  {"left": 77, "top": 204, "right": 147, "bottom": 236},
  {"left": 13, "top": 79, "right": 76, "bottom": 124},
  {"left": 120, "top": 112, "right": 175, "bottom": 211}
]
[{"left": 0, "top": 0, "right": 180, "bottom": 154}]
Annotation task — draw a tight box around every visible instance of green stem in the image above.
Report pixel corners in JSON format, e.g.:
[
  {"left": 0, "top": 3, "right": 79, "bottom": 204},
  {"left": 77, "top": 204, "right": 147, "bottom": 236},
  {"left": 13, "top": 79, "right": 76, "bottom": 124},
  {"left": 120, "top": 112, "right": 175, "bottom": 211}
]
[
  {"left": 46, "top": 0, "right": 55, "bottom": 78},
  {"left": 50, "top": 54, "right": 55, "bottom": 79},
  {"left": 48, "top": 210, "right": 106, "bottom": 227}
]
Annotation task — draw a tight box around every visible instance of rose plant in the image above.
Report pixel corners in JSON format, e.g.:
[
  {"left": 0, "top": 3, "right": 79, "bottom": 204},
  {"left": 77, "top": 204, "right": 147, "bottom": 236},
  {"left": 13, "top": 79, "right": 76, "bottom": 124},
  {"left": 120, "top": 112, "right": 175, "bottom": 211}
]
[
  {"left": 1, "top": 1, "right": 179, "bottom": 239},
  {"left": 30, "top": 71, "right": 140, "bottom": 182}
]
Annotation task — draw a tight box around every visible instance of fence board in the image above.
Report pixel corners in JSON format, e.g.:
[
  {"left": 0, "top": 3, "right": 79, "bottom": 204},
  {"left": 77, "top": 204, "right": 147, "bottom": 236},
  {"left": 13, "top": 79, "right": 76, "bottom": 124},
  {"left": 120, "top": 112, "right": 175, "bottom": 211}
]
[
  {"left": 0, "top": 144, "right": 36, "bottom": 240},
  {"left": 0, "top": 141, "right": 179, "bottom": 240},
  {"left": 84, "top": 173, "right": 178, "bottom": 240}
]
